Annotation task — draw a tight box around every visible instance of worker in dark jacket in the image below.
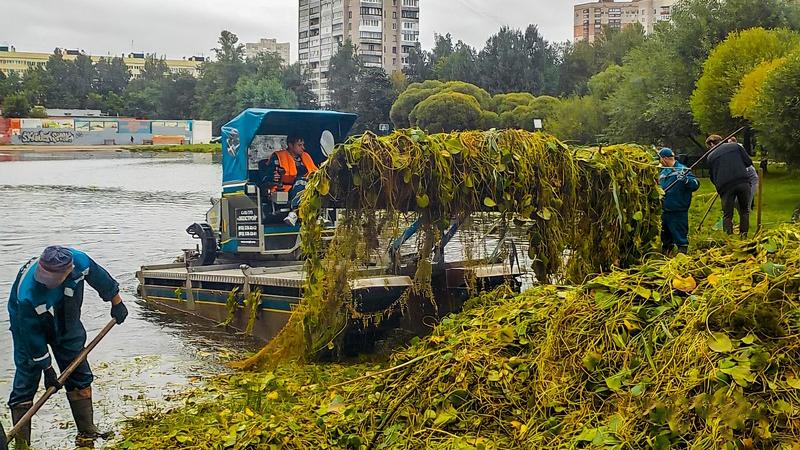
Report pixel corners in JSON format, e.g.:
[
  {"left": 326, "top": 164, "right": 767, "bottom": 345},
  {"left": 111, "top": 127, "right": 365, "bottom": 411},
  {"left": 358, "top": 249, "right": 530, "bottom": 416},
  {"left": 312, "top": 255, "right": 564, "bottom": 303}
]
[
  {"left": 659, "top": 148, "right": 700, "bottom": 254},
  {"left": 7, "top": 246, "right": 128, "bottom": 447},
  {"left": 1, "top": 422, "right": 7, "bottom": 450},
  {"left": 705, "top": 134, "right": 754, "bottom": 237}
]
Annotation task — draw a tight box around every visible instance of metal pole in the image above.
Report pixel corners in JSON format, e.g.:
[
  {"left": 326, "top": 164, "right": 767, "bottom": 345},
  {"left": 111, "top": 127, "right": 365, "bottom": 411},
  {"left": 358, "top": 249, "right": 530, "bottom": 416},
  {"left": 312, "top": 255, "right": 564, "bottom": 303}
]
[
  {"left": 757, "top": 168, "right": 764, "bottom": 233},
  {"left": 5, "top": 319, "right": 117, "bottom": 443},
  {"left": 696, "top": 193, "right": 719, "bottom": 232},
  {"left": 664, "top": 126, "right": 745, "bottom": 193}
]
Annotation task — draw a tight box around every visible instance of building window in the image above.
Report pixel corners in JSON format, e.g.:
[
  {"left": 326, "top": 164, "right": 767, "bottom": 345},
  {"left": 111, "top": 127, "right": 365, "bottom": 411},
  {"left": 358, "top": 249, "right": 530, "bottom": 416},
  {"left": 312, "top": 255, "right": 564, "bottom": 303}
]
[
  {"left": 401, "top": 10, "right": 419, "bottom": 19},
  {"left": 402, "top": 0, "right": 418, "bottom": 7},
  {"left": 392, "top": 46, "right": 397, "bottom": 54},
  {"left": 361, "top": 18, "right": 380, "bottom": 27},
  {"left": 361, "top": 6, "right": 382, "bottom": 16}
]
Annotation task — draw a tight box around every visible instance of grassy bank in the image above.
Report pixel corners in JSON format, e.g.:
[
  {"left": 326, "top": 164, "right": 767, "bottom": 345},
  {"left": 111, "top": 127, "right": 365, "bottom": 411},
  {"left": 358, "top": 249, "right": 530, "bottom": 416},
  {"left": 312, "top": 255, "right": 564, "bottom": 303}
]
[
  {"left": 114, "top": 225, "right": 800, "bottom": 449},
  {"left": 122, "top": 144, "right": 221, "bottom": 153}
]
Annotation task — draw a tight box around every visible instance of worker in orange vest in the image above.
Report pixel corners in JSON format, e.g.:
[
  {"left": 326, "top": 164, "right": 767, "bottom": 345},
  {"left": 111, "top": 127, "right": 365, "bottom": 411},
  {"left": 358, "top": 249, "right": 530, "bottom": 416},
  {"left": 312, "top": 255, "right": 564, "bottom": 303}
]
[{"left": 260, "top": 134, "right": 318, "bottom": 225}]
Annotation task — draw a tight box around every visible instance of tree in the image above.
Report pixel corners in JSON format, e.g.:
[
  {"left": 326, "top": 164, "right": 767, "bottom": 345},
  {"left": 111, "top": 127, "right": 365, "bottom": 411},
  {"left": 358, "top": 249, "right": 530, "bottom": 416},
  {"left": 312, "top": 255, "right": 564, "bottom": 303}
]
[
  {"left": 69, "top": 53, "right": 96, "bottom": 108},
  {"left": 730, "top": 57, "right": 787, "bottom": 122},
  {"left": 601, "top": 0, "right": 800, "bottom": 148},
  {"left": 214, "top": 30, "right": 245, "bottom": 63},
  {"left": 403, "top": 43, "right": 433, "bottom": 83},
  {"left": 434, "top": 41, "right": 479, "bottom": 84},
  {"left": 140, "top": 55, "right": 170, "bottom": 82},
  {"left": 690, "top": 28, "right": 799, "bottom": 134},
  {"left": 160, "top": 73, "right": 198, "bottom": 118},
  {"left": 2, "top": 93, "right": 30, "bottom": 118},
  {"left": 547, "top": 96, "right": 606, "bottom": 145},
  {"left": 235, "top": 76, "right": 297, "bottom": 110},
  {"left": 195, "top": 31, "right": 249, "bottom": 133},
  {"left": 44, "top": 49, "right": 77, "bottom": 108},
  {"left": 327, "top": 40, "right": 361, "bottom": 112},
  {"left": 281, "top": 63, "right": 318, "bottom": 109},
  {"left": 409, "top": 92, "right": 483, "bottom": 133},
  {"left": 94, "top": 57, "right": 130, "bottom": 96},
  {"left": 752, "top": 47, "right": 800, "bottom": 166},
  {"left": 477, "top": 25, "right": 558, "bottom": 95},
  {"left": 0, "top": 70, "right": 22, "bottom": 103},
  {"left": 353, "top": 67, "right": 395, "bottom": 133}
]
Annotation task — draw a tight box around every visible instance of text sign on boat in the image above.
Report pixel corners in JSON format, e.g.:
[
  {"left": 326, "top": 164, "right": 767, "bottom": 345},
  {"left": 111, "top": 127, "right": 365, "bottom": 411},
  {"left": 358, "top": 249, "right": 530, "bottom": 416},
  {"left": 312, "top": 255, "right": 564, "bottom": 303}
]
[{"left": 235, "top": 208, "right": 260, "bottom": 247}]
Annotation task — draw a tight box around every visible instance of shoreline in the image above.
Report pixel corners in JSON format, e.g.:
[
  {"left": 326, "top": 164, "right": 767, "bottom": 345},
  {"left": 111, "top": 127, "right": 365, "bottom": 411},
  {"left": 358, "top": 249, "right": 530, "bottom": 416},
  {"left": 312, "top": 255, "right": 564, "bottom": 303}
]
[{"left": 0, "top": 145, "right": 221, "bottom": 163}]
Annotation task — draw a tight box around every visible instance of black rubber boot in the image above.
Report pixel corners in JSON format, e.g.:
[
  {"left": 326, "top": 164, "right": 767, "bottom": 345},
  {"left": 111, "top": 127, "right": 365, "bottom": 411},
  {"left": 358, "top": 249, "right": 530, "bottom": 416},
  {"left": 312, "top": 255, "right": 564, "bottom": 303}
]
[
  {"left": 0, "top": 420, "right": 8, "bottom": 450},
  {"left": 68, "top": 397, "right": 113, "bottom": 445},
  {"left": 10, "top": 402, "right": 32, "bottom": 450}
]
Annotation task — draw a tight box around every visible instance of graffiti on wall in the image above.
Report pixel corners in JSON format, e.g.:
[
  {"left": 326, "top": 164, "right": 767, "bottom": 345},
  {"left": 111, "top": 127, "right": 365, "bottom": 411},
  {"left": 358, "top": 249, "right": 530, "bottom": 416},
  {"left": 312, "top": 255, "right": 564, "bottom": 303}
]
[{"left": 19, "top": 129, "right": 78, "bottom": 144}]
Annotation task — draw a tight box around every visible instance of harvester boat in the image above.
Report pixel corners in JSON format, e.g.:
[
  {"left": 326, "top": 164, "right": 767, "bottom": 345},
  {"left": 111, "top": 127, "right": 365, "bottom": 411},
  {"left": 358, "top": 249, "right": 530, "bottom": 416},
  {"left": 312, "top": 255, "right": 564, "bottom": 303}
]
[{"left": 136, "top": 109, "right": 523, "bottom": 347}]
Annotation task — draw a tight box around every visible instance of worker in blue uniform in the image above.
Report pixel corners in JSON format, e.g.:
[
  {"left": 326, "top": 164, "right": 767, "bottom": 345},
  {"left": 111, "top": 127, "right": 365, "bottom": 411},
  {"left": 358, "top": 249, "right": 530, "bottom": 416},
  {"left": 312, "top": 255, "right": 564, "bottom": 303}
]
[
  {"left": 7, "top": 246, "right": 128, "bottom": 447},
  {"left": 659, "top": 148, "right": 700, "bottom": 254}
]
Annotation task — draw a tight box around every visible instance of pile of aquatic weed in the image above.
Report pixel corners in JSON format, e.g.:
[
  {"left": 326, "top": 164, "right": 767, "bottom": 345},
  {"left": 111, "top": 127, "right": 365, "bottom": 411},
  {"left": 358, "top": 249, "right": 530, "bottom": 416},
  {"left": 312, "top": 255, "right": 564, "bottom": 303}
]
[
  {"left": 232, "top": 129, "right": 660, "bottom": 368},
  {"left": 116, "top": 225, "right": 800, "bottom": 450}
]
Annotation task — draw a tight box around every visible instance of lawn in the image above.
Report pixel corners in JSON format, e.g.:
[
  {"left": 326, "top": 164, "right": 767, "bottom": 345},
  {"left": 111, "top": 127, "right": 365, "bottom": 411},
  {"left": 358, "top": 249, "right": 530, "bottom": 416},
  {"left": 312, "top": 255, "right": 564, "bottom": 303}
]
[{"left": 687, "top": 164, "right": 800, "bottom": 245}]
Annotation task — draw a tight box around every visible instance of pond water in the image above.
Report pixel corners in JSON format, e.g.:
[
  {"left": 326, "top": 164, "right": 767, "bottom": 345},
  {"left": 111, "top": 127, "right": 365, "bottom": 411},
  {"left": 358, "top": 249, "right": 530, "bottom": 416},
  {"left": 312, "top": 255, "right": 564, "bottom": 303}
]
[{"left": 0, "top": 158, "right": 260, "bottom": 449}]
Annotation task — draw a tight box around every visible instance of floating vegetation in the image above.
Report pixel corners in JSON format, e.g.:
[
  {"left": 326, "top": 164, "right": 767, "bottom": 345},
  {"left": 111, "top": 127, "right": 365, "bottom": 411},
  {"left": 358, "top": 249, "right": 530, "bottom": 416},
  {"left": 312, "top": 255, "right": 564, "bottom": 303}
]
[
  {"left": 230, "top": 129, "right": 660, "bottom": 369},
  {"left": 116, "top": 225, "right": 800, "bottom": 449}
]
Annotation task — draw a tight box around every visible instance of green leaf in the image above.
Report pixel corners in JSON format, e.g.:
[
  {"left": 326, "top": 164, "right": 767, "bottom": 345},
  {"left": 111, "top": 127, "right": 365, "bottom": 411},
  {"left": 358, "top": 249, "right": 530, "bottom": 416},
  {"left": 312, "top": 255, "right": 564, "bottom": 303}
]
[
  {"left": 483, "top": 197, "right": 497, "bottom": 208},
  {"left": 761, "top": 262, "right": 786, "bottom": 277},
  {"left": 633, "top": 211, "right": 644, "bottom": 221},
  {"left": 720, "top": 364, "right": 755, "bottom": 387},
  {"left": 433, "top": 405, "right": 459, "bottom": 427},
  {"left": 708, "top": 332, "right": 734, "bottom": 353},
  {"left": 464, "top": 174, "right": 473, "bottom": 188},
  {"left": 741, "top": 333, "right": 756, "bottom": 345},
  {"left": 594, "top": 290, "right": 618, "bottom": 309},
  {"left": 317, "top": 177, "right": 330, "bottom": 196},
  {"left": 537, "top": 207, "right": 553, "bottom": 221},
  {"left": 605, "top": 369, "right": 630, "bottom": 392},
  {"left": 416, "top": 194, "right": 430, "bottom": 208}
]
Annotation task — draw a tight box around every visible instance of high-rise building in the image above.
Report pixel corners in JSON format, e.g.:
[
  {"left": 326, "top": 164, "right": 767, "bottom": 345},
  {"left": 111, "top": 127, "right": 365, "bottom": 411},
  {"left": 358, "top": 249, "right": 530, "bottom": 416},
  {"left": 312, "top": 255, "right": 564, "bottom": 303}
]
[
  {"left": 573, "top": 0, "right": 677, "bottom": 43},
  {"left": 299, "top": 0, "right": 420, "bottom": 106},
  {"left": 244, "top": 38, "right": 291, "bottom": 65}
]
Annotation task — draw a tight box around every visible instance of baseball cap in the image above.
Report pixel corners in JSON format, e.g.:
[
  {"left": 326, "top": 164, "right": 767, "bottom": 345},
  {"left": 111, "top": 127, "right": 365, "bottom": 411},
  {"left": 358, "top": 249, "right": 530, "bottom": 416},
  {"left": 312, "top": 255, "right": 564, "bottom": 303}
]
[
  {"left": 658, "top": 148, "right": 675, "bottom": 158},
  {"left": 34, "top": 246, "right": 74, "bottom": 289}
]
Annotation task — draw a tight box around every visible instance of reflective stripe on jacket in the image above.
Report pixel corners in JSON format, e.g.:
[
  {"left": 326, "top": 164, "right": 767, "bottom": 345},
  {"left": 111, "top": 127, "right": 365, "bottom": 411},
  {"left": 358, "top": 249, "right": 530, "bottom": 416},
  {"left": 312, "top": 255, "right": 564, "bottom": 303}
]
[{"left": 7, "top": 249, "right": 119, "bottom": 370}]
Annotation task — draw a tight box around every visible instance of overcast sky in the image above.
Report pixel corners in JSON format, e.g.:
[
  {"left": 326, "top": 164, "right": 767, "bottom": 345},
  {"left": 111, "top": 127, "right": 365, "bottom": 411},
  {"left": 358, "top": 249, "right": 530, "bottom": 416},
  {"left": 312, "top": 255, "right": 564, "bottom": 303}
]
[{"left": 1, "top": 0, "right": 575, "bottom": 61}]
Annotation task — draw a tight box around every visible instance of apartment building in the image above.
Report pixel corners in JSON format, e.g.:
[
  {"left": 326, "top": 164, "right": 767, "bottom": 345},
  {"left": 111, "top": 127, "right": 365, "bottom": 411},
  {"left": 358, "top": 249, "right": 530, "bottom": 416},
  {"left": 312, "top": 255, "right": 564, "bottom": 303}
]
[
  {"left": 0, "top": 45, "right": 203, "bottom": 78},
  {"left": 244, "top": 38, "right": 291, "bottom": 65},
  {"left": 298, "top": 0, "right": 420, "bottom": 106},
  {"left": 574, "top": 0, "right": 677, "bottom": 42}
]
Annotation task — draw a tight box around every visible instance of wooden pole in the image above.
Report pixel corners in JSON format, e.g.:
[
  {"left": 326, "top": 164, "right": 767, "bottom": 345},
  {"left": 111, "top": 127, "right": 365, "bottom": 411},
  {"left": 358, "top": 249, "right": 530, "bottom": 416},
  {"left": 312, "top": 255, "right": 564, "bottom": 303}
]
[{"left": 5, "top": 320, "right": 117, "bottom": 443}]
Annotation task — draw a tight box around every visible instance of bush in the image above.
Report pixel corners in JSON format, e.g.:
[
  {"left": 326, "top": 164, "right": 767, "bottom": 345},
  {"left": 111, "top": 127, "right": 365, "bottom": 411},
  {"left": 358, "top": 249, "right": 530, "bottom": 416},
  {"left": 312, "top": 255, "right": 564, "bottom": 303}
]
[
  {"left": 2, "top": 94, "right": 30, "bottom": 118},
  {"left": 492, "top": 92, "right": 536, "bottom": 114},
  {"left": 409, "top": 92, "right": 483, "bottom": 133}
]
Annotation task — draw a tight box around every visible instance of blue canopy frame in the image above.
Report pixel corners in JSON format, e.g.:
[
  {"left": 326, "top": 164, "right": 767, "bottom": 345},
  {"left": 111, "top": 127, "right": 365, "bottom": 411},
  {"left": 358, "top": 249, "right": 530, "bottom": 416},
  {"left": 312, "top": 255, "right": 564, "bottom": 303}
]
[{"left": 221, "top": 109, "right": 358, "bottom": 194}]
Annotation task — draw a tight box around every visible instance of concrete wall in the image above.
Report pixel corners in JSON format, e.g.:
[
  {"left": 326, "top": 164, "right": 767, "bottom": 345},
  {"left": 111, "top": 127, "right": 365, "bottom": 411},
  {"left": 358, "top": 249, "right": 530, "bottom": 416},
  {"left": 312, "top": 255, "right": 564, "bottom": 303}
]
[{"left": 7, "top": 117, "right": 211, "bottom": 145}]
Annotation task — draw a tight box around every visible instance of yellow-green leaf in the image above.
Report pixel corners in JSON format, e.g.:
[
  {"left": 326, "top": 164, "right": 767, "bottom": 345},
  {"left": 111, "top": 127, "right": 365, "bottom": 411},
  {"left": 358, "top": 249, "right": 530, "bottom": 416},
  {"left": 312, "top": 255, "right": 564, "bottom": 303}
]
[{"left": 708, "top": 332, "right": 734, "bottom": 353}]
